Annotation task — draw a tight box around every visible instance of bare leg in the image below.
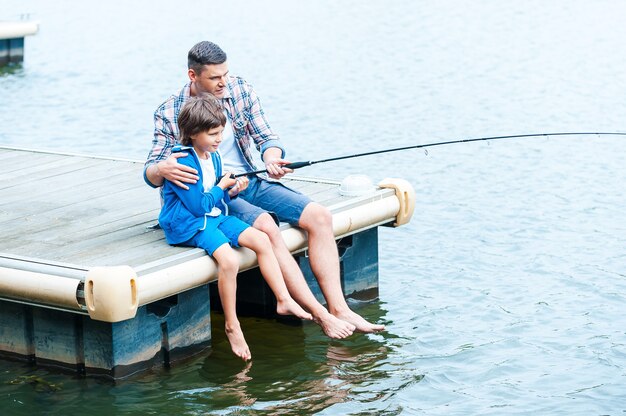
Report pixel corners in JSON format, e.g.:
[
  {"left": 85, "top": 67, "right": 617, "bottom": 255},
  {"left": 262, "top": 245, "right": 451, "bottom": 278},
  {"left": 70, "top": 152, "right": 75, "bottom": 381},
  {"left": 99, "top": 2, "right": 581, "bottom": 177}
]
[
  {"left": 299, "top": 203, "right": 385, "bottom": 333},
  {"left": 238, "top": 227, "right": 312, "bottom": 321},
  {"left": 252, "top": 214, "right": 355, "bottom": 339},
  {"left": 212, "top": 244, "right": 251, "bottom": 361}
]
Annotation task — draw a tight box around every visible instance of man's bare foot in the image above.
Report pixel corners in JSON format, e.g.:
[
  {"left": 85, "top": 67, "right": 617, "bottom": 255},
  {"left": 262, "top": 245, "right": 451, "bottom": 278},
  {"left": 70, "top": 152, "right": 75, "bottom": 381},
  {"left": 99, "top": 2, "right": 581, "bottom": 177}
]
[
  {"left": 332, "top": 309, "right": 385, "bottom": 333},
  {"left": 276, "top": 298, "right": 313, "bottom": 321},
  {"left": 225, "top": 322, "right": 251, "bottom": 361},
  {"left": 313, "top": 311, "right": 355, "bottom": 339}
]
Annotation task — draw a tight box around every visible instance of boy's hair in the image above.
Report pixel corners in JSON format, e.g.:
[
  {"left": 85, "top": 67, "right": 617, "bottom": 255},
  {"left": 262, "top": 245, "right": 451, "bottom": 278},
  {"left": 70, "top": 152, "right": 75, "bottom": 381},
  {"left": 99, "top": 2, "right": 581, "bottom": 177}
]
[
  {"left": 178, "top": 95, "right": 226, "bottom": 146},
  {"left": 188, "top": 41, "right": 227, "bottom": 75}
]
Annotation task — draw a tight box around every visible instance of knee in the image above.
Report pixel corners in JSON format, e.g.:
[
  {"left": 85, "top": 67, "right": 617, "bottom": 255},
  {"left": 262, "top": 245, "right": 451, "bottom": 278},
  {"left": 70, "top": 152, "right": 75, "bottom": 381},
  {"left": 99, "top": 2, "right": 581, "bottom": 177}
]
[
  {"left": 218, "top": 250, "right": 239, "bottom": 275},
  {"left": 253, "top": 213, "right": 281, "bottom": 241},
  {"left": 246, "top": 228, "right": 272, "bottom": 253},
  {"left": 300, "top": 203, "right": 332, "bottom": 230},
  {"left": 255, "top": 230, "right": 271, "bottom": 247}
]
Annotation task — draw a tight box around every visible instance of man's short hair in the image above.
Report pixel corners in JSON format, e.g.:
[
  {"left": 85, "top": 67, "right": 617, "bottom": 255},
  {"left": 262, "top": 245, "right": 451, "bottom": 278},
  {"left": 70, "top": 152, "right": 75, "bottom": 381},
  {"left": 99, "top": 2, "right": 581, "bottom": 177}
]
[
  {"left": 188, "top": 41, "right": 227, "bottom": 74},
  {"left": 178, "top": 94, "right": 226, "bottom": 146}
]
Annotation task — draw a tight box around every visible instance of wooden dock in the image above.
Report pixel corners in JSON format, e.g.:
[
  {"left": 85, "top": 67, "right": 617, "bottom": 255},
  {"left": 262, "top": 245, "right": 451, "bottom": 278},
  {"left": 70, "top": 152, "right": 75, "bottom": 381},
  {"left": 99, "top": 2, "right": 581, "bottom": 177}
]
[{"left": 0, "top": 146, "right": 414, "bottom": 378}]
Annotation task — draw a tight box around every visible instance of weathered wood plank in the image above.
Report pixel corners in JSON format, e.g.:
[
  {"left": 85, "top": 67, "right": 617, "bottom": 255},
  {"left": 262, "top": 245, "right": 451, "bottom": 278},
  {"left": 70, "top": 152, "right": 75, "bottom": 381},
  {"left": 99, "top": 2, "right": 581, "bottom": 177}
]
[
  {"left": 0, "top": 160, "right": 142, "bottom": 206},
  {"left": 0, "top": 149, "right": 21, "bottom": 162},
  {"left": 77, "top": 235, "right": 181, "bottom": 267},
  {"left": 0, "top": 152, "right": 61, "bottom": 174},
  {"left": 0, "top": 155, "right": 105, "bottom": 183},
  {"left": 0, "top": 175, "right": 154, "bottom": 225},
  {"left": 31, "top": 221, "right": 164, "bottom": 265},
  {"left": 3, "top": 209, "right": 162, "bottom": 260}
]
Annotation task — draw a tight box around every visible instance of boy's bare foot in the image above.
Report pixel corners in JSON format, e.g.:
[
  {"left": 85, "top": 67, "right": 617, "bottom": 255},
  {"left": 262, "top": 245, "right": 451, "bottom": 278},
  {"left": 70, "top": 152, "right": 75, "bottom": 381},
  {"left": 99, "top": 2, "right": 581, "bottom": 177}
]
[
  {"left": 276, "top": 298, "right": 313, "bottom": 321},
  {"left": 225, "top": 322, "right": 251, "bottom": 361},
  {"left": 332, "top": 309, "right": 385, "bottom": 333},
  {"left": 314, "top": 311, "right": 355, "bottom": 339}
]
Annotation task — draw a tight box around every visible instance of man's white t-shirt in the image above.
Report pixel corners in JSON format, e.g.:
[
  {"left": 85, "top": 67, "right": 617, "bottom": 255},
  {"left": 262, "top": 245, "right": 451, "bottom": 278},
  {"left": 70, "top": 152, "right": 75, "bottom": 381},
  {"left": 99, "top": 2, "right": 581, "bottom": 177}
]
[{"left": 219, "top": 110, "right": 249, "bottom": 174}]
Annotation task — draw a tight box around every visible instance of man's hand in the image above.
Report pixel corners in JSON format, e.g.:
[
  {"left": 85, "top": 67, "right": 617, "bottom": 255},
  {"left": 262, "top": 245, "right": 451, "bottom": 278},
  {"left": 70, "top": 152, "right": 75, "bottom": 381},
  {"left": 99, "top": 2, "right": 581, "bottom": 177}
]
[
  {"left": 264, "top": 157, "right": 294, "bottom": 179},
  {"left": 156, "top": 153, "right": 199, "bottom": 190},
  {"left": 262, "top": 147, "right": 292, "bottom": 179}
]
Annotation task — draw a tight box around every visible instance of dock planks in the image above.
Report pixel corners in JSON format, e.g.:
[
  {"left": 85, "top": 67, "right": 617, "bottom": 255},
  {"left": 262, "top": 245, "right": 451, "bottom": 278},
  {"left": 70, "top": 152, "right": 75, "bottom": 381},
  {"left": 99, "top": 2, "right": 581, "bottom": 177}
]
[{"left": 0, "top": 147, "right": 394, "bottom": 272}]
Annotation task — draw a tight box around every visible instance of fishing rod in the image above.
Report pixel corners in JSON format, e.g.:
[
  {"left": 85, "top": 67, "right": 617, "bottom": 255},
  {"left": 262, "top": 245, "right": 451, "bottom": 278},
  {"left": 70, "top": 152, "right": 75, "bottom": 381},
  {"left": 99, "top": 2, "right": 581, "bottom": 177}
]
[{"left": 232, "top": 132, "right": 626, "bottom": 178}]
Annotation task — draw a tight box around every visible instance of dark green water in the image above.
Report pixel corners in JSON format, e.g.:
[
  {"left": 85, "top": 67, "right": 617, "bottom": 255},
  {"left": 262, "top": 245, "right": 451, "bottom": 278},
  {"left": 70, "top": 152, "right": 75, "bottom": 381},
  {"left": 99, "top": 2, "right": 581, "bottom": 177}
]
[{"left": 2, "top": 302, "right": 419, "bottom": 415}]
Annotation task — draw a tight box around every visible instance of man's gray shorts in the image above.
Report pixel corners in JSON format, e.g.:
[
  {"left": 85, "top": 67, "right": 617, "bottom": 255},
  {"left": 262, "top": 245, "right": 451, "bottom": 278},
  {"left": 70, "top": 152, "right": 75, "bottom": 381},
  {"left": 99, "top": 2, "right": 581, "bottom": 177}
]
[{"left": 227, "top": 176, "right": 312, "bottom": 226}]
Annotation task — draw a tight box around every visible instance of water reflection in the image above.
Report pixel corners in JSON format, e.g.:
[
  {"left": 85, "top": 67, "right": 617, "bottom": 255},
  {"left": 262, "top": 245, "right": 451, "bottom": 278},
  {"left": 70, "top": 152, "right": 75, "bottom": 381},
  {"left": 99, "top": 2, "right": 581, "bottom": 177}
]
[
  {"left": 0, "top": 288, "right": 418, "bottom": 415},
  {"left": 0, "top": 63, "right": 24, "bottom": 77},
  {"left": 165, "top": 301, "right": 422, "bottom": 414}
]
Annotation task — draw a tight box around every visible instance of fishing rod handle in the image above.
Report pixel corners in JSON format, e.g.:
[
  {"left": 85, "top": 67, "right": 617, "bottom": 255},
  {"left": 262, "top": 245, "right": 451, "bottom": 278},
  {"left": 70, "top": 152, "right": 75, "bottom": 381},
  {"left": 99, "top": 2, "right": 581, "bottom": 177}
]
[
  {"left": 232, "top": 161, "right": 312, "bottom": 178},
  {"left": 284, "top": 161, "right": 312, "bottom": 169},
  {"left": 217, "top": 173, "right": 236, "bottom": 181}
]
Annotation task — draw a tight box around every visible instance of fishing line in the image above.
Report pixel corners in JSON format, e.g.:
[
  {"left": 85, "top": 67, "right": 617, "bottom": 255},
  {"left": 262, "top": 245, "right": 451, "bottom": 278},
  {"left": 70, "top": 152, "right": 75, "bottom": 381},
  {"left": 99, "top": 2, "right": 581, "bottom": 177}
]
[{"left": 233, "top": 132, "right": 626, "bottom": 178}]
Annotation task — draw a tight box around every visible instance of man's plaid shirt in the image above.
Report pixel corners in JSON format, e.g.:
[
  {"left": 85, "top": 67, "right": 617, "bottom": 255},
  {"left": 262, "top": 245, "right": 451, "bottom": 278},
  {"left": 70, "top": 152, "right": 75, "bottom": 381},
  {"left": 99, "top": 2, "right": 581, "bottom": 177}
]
[{"left": 144, "top": 76, "right": 285, "bottom": 187}]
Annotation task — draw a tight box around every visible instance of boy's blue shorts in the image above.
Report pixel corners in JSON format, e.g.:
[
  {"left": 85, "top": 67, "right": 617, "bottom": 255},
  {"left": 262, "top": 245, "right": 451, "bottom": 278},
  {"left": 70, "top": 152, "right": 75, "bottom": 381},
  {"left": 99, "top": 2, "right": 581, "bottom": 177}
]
[
  {"left": 227, "top": 176, "right": 312, "bottom": 226},
  {"left": 184, "top": 214, "right": 250, "bottom": 256}
]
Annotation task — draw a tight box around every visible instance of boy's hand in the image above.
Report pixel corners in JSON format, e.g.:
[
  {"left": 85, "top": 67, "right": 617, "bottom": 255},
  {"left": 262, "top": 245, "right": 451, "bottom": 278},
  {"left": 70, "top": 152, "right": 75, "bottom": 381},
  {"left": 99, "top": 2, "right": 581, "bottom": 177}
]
[
  {"left": 228, "top": 176, "right": 249, "bottom": 197},
  {"left": 217, "top": 171, "right": 237, "bottom": 190}
]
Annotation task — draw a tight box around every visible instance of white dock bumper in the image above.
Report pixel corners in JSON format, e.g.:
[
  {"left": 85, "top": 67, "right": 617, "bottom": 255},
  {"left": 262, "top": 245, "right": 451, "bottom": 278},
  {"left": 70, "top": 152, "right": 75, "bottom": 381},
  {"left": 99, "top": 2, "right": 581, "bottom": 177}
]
[
  {"left": 0, "top": 266, "right": 81, "bottom": 310},
  {"left": 85, "top": 266, "right": 139, "bottom": 322},
  {"left": 378, "top": 178, "right": 416, "bottom": 226},
  {"left": 0, "top": 21, "right": 39, "bottom": 39}
]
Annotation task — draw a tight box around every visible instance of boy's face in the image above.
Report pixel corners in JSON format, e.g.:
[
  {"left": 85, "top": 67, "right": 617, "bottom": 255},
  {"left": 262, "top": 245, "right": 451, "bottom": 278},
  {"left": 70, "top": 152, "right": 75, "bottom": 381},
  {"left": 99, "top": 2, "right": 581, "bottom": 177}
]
[
  {"left": 191, "top": 125, "right": 224, "bottom": 155},
  {"left": 189, "top": 62, "right": 229, "bottom": 98}
]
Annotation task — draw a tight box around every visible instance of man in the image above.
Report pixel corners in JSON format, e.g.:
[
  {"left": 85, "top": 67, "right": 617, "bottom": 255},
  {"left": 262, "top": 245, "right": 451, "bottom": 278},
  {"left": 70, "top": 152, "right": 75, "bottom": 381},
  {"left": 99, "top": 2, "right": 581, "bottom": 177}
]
[{"left": 144, "top": 41, "right": 384, "bottom": 338}]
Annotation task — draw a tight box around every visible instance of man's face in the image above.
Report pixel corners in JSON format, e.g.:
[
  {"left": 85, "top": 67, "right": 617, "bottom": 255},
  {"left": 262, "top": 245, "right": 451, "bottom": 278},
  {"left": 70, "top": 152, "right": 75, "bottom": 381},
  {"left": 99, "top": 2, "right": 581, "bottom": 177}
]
[{"left": 189, "top": 62, "right": 229, "bottom": 98}]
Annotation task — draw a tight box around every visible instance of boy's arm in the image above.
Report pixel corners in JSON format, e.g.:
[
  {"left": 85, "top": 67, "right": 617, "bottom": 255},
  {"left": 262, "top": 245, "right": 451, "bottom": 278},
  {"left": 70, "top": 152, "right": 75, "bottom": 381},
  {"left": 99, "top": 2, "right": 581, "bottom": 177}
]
[
  {"left": 167, "top": 156, "right": 231, "bottom": 216},
  {"left": 168, "top": 179, "right": 226, "bottom": 217}
]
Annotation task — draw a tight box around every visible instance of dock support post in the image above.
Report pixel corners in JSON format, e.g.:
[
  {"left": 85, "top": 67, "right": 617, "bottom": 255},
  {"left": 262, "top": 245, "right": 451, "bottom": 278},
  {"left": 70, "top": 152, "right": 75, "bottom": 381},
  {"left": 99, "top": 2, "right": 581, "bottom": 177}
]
[
  {"left": 0, "top": 302, "right": 35, "bottom": 359},
  {"left": 82, "top": 284, "right": 213, "bottom": 378},
  {"left": 0, "top": 284, "right": 212, "bottom": 379},
  {"left": 0, "top": 38, "right": 25, "bottom": 65},
  {"left": 299, "top": 227, "right": 380, "bottom": 303}
]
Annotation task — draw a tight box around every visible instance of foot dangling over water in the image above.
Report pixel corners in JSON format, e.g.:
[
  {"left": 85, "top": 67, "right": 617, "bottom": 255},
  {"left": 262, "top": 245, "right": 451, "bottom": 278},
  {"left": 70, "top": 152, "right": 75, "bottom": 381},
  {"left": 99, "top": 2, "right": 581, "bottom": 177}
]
[
  {"left": 276, "top": 298, "right": 313, "bottom": 321},
  {"left": 314, "top": 311, "right": 355, "bottom": 339},
  {"left": 225, "top": 322, "right": 252, "bottom": 361},
  {"left": 332, "top": 308, "right": 385, "bottom": 333}
]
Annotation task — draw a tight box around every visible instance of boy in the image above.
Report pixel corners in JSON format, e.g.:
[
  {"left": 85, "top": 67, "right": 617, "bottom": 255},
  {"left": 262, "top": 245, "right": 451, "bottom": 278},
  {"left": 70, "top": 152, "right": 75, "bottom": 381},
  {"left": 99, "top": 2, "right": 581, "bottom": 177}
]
[{"left": 159, "top": 95, "right": 312, "bottom": 361}]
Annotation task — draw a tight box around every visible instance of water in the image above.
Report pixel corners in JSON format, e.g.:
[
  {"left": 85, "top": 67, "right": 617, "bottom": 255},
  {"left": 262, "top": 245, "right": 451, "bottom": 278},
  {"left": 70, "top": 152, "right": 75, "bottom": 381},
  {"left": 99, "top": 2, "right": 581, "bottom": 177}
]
[{"left": 1, "top": 0, "right": 626, "bottom": 414}]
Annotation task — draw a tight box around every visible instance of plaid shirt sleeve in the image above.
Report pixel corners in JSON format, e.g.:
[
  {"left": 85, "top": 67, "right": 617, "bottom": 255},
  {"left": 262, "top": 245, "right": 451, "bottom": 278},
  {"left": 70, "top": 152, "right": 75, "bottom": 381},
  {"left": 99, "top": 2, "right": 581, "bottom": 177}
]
[
  {"left": 143, "top": 88, "right": 186, "bottom": 187},
  {"left": 229, "top": 77, "right": 285, "bottom": 162}
]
